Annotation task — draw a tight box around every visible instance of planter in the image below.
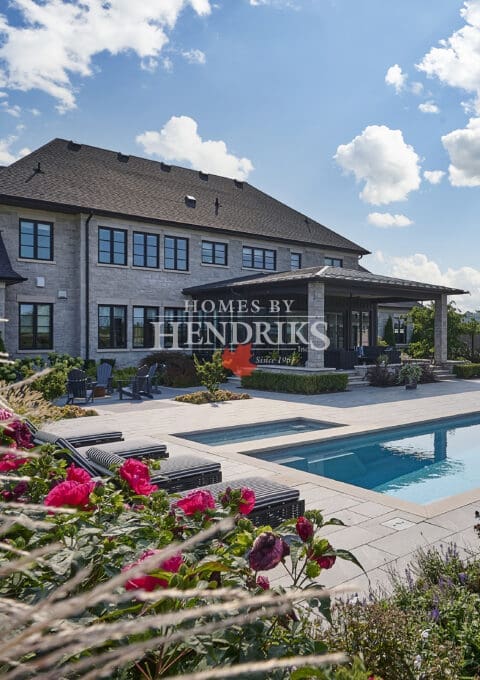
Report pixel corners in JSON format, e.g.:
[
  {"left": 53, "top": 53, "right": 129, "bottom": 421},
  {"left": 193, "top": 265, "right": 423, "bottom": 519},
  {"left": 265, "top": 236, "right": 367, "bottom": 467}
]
[
  {"left": 405, "top": 380, "right": 418, "bottom": 390},
  {"left": 93, "top": 386, "right": 106, "bottom": 398}
]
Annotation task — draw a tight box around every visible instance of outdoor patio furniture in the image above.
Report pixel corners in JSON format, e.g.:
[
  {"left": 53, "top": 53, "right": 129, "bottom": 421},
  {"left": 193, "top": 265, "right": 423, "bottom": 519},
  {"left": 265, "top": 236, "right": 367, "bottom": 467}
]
[
  {"left": 27, "top": 419, "right": 124, "bottom": 449},
  {"left": 96, "top": 362, "right": 113, "bottom": 395},
  {"left": 77, "top": 436, "right": 168, "bottom": 460},
  {"left": 85, "top": 448, "right": 221, "bottom": 493},
  {"left": 66, "top": 368, "right": 95, "bottom": 405},
  {"left": 117, "top": 365, "right": 154, "bottom": 400},
  {"left": 178, "top": 476, "right": 305, "bottom": 527}
]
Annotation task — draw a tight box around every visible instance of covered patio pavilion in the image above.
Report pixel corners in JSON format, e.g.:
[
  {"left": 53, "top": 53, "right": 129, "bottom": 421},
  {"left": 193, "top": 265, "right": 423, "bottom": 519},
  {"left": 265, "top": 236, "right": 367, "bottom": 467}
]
[{"left": 183, "top": 266, "right": 467, "bottom": 370}]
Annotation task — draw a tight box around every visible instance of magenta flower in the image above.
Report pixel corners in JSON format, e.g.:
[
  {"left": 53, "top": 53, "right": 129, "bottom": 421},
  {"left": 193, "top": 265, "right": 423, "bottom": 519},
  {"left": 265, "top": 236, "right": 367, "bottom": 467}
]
[
  {"left": 175, "top": 489, "right": 216, "bottom": 516},
  {"left": 296, "top": 516, "right": 314, "bottom": 542},
  {"left": 123, "top": 549, "right": 183, "bottom": 591}
]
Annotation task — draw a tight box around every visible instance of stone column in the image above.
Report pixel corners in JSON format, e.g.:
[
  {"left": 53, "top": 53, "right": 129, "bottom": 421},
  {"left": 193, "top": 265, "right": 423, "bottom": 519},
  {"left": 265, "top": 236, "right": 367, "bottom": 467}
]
[
  {"left": 306, "top": 281, "right": 325, "bottom": 369},
  {"left": 434, "top": 294, "right": 448, "bottom": 364}
]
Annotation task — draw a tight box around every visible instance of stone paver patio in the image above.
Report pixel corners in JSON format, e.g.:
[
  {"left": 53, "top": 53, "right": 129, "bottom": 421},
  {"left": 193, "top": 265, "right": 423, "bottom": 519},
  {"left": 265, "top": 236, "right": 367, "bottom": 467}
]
[{"left": 49, "top": 378, "right": 480, "bottom": 597}]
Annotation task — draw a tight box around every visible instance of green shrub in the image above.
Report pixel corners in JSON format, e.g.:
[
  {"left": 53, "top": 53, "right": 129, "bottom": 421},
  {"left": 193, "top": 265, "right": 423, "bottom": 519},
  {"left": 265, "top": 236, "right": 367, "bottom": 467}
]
[
  {"left": 193, "top": 350, "right": 227, "bottom": 394},
  {"left": 241, "top": 370, "right": 348, "bottom": 394},
  {"left": 453, "top": 363, "right": 480, "bottom": 378},
  {"left": 383, "top": 315, "right": 396, "bottom": 346},
  {"left": 367, "top": 364, "right": 398, "bottom": 387},
  {"left": 175, "top": 389, "right": 251, "bottom": 404},
  {"left": 141, "top": 351, "right": 198, "bottom": 387}
]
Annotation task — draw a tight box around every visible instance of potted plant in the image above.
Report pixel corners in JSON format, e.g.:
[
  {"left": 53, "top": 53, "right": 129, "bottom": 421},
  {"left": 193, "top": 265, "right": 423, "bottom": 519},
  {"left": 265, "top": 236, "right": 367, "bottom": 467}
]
[{"left": 398, "top": 363, "right": 423, "bottom": 390}]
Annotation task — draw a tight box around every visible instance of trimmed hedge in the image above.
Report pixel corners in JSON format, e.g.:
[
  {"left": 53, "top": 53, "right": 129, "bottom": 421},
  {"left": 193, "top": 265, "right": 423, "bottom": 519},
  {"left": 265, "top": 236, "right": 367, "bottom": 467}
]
[
  {"left": 453, "top": 363, "right": 480, "bottom": 379},
  {"left": 241, "top": 370, "right": 348, "bottom": 394}
]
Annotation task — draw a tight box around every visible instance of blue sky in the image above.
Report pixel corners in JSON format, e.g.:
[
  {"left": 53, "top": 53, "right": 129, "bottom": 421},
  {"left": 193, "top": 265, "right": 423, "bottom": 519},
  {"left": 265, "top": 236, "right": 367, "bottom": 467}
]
[{"left": 1, "top": 0, "right": 480, "bottom": 308}]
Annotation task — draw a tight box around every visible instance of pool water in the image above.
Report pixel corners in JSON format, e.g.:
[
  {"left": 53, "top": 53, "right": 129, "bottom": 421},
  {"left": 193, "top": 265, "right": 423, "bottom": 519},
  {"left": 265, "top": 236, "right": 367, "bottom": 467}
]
[
  {"left": 249, "top": 414, "right": 480, "bottom": 505},
  {"left": 176, "top": 418, "right": 340, "bottom": 446}
]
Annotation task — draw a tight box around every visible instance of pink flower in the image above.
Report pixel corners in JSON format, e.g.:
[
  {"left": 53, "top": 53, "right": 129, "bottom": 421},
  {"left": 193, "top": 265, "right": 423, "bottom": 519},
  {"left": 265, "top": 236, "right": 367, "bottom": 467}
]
[
  {"left": 3, "top": 420, "right": 35, "bottom": 449},
  {"left": 119, "top": 458, "right": 158, "bottom": 496},
  {"left": 0, "top": 408, "right": 13, "bottom": 421},
  {"left": 123, "top": 549, "right": 183, "bottom": 591},
  {"left": 0, "top": 452, "right": 29, "bottom": 472},
  {"left": 44, "top": 480, "right": 96, "bottom": 509},
  {"left": 175, "top": 489, "right": 216, "bottom": 516},
  {"left": 66, "top": 464, "right": 92, "bottom": 484},
  {"left": 296, "top": 516, "right": 314, "bottom": 542},
  {"left": 256, "top": 575, "right": 270, "bottom": 590},
  {"left": 308, "top": 542, "right": 337, "bottom": 570},
  {"left": 238, "top": 487, "right": 256, "bottom": 515},
  {"left": 249, "top": 532, "right": 290, "bottom": 571}
]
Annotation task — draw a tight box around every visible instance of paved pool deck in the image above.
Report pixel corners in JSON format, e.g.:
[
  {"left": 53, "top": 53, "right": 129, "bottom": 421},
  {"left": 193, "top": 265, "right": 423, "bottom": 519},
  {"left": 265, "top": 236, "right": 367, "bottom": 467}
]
[{"left": 49, "top": 377, "right": 480, "bottom": 597}]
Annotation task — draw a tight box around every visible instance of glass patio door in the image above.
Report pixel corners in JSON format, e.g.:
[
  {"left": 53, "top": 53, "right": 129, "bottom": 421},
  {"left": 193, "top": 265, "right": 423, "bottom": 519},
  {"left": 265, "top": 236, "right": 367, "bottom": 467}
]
[{"left": 351, "top": 311, "right": 370, "bottom": 347}]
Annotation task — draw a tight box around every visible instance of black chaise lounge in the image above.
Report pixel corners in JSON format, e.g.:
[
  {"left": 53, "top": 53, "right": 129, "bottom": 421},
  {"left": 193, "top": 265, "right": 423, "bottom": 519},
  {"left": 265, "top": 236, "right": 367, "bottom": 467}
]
[
  {"left": 77, "top": 437, "right": 168, "bottom": 460},
  {"left": 85, "top": 448, "right": 221, "bottom": 493},
  {"left": 26, "top": 420, "right": 124, "bottom": 449},
  {"left": 178, "top": 476, "right": 305, "bottom": 527}
]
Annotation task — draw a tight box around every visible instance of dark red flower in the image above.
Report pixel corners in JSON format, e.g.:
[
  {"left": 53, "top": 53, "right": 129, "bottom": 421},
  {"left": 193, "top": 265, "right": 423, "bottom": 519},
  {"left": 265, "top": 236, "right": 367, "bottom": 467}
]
[
  {"left": 123, "top": 549, "right": 183, "bottom": 591},
  {"left": 66, "top": 464, "right": 92, "bottom": 484},
  {"left": 119, "top": 458, "right": 158, "bottom": 496},
  {"left": 256, "top": 575, "right": 270, "bottom": 590},
  {"left": 296, "top": 516, "right": 314, "bottom": 542},
  {"left": 0, "top": 452, "right": 29, "bottom": 472},
  {"left": 238, "top": 487, "right": 256, "bottom": 515},
  {"left": 175, "top": 489, "right": 216, "bottom": 516},
  {"left": 3, "top": 420, "right": 35, "bottom": 449},
  {"left": 308, "top": 541, "right": 337, "bottom": 570},
  {"left": 249, "top": 532, "right": 290, "bottom": 571},
  {"left": 44, "top": 480, "right": 96, "bottom": 509},
  {"left": 2, "top": 480, "right": 29, "bottom": 502}
]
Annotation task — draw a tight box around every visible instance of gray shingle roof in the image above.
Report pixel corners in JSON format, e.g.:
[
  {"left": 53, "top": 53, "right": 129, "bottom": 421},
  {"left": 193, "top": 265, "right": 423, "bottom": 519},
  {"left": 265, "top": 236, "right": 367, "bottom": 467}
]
[
  {"left": 0, "top": 232, "right": 26, "bottom": 284},
  {"left": 0, "top": 138, "right": 368, "bottom": 254},
  {"left": 184, "top": 265, "right": 467, "bottom": 297}
]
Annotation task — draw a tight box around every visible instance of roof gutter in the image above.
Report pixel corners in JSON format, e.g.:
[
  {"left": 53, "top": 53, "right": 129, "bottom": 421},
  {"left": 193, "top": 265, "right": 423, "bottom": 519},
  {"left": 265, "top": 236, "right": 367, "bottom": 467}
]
[{"left": 85, "top": 212, "right": 93, "bottom": 362}]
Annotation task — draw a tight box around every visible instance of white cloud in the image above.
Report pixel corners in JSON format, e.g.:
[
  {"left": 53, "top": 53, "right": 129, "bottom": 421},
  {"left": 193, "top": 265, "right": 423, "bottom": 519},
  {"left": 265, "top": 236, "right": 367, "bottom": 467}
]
[
  {"left": 442, "top": 117, "right": 480, "bottom": 186},
  {"left": 0, "top": 101, "right": 21, "bottom": 117},
  {"left": 29, "top": 108, "right": 40, "bottom": 116},
  {"left": 136, "top": 115, "right": 254, "bottom": 180},
  {"left": 367, "top": 212, "right": 413, "bottom": 228},
  {"left": 334, "top": 125, "right": 421, "bottom": 205},
  {"left": 411, "top": 81, "right": 424, "bottom": 96},
  {"left": 249, "top": 0, "right": 297, "bottom": 6},
  {"left": 417, "top": 1, "right": 480, "bottom": 110},
  {"left": 0, "top": 135, "right": 30, "bottom": 165},
  {"left": 418, "top": 101, "right": 439, "bottom": 114},
  {"left": 385, "top": 64, "right": 407, "bottom": 93},
  {"left": 0, "top": 0, "right": 211, "bottom": 112},
  {"left": 182, "top": 49, "right": 206, "bottom": 64},
  {"left": 370, "top": 251, "right": 475, "bottom": 311},
  {"left": 424, "top": 170, "right": 445, "bottom": 184}
]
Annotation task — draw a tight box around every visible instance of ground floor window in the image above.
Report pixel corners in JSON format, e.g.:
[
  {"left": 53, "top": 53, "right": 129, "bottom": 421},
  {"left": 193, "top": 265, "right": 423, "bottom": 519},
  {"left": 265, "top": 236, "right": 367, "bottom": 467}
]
[
  {"left": 133, "top": 306, "right": 159, "bottom": 348},
  {"left": 164, "top": 308, "right": 189, "bottom": 348},
  {"left": 394, "top": 316, "right": 407, "bottom": 344},
  {"left": 326, "top": 312, "right": 344, "bottom": 349},
  {"left": 98, "top": 305, "right": 127, "bottom": 349},
  {"left": 19, "top": 303, "right": 53, "bottom": 350}
]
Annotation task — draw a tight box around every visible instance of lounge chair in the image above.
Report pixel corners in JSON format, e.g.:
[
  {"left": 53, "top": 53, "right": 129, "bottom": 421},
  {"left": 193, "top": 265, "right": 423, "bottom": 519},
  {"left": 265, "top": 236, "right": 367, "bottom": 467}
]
[
  {"left": 77, "top": 436, "right": 168, "bottom": 460},
  {"left": 178, "top": 476, "right": 305, "bottom": 527},
  {"left": 96, "top": 362, "right": 113, "bottom": 394},
  {"left": 26, "top": 419, "right": 124, "bottom": 449},
  {"left": 118, "top": 365, "right": 150, "bottom": 400},
  {"left": 66, "top": 369, "right": 95, "bottom": 405},
  {"left": 85, "top": 448, "right": 221, "bottom": 493}
]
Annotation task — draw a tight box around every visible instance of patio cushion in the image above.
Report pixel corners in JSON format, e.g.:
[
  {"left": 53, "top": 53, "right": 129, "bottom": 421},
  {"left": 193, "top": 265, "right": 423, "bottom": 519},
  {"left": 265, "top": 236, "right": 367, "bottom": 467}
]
[
  {"left": 77, "top": 436, "right": 168, "bottom": 460},
  {"left": 34, "top": 429, "right": 123, "bottom": 448}
]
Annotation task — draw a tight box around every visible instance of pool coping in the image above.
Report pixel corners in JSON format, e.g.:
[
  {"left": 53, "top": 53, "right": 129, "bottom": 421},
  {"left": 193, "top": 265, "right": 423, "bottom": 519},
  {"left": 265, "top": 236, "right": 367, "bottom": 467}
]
[{"left": 166, "top": 409, "right": 480, "bottom": 519}]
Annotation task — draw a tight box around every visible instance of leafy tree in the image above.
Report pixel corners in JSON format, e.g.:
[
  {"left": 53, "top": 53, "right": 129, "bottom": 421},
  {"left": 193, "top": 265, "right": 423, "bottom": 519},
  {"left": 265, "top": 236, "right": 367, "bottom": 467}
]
[
  {"left": 193, "top": 350, "right": 227, "bottom": 395},
  {"left": 383, "top": 316, "right": 396, "bottom": 346},
  {"left": 408, "top": 302, "right": 466, "bottom": 359},
  {"left": 460, "top": 317, "right": 480, "bottom": 361}
]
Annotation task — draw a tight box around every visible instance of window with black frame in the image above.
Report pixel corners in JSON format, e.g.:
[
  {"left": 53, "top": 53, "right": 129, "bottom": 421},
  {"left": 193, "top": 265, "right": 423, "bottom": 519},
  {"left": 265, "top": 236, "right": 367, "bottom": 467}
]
[
  {"left": 133, "top": 232, "right": 159, "bottom": 268},
  {"left": 98, "top": 305, "right": 127, "bottom": 348},
  {"left": 98, "top": 227, "right": 127, "bottom": 265},
  {"left": 164, "top": 307, "right": 189, "bottom": 348},
  {"left": 324, "top": 257, "right": 343, "bottom": 268},
  {"left": 133, "top": 306, "right": 159, "bottom": 348},
  {"left": 242, "top": 246, "right": 276, "bottom": 270},
  {"left": 164, "top": 236, "right": 188, "bottom": 270},
  {"left": 202, "top": 240, "right": 227, "bottom": 266},
  {"left": 19, "top": 220, "right": 53, "bottom": 260},
  {"left": 19, "top": 303, "right": 53, "bottom": 350},
  {"left": 290, "top": 252, "right": 302, "bottom": 270}
]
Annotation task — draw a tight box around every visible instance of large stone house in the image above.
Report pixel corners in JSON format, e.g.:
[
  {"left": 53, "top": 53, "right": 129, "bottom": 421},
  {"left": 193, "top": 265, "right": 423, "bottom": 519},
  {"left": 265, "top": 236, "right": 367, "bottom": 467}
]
[{"left": 0, "top": 139, "right": 466, "bottom": 368}]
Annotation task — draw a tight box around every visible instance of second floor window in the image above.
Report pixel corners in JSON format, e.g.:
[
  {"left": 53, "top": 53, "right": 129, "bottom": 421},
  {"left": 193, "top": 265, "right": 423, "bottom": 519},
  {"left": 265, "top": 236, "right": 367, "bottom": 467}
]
[
  {"left": 98, "top": 227, "right": 127, "bottom": 265},
  {"left": 19, "top": 220, "right": 53, "bottom": 260},
  {"left": 98, "top": 305, "right": 127, "bottom": 349},
  {"left": 133, "top": 232, "right": 159, "bottom": 268},
  {"left": 291, "top": 252, "right": 302, "bottom": 270},
  {"left": 325, "top": 257, "right": 343, "bottom": 268},
  {"left": 19, "top": 303, "right": 53, "bottom": 350},
  {"left": 133, "top": 306, "right": 159, "bottom": 348},
  {"left": 242, "top": 246, "right": 276, "bottom": 271},
  {"left": 202, "top": 241, "right": 227, "bottom": 266},
  {"left": 164, "top": 236, "right": 188, "bottom": 271}
]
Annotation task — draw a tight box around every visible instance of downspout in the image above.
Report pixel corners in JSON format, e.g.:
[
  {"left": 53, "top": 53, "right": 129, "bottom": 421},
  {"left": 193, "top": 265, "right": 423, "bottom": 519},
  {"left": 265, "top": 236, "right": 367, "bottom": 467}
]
[{"left": 85, "top": 212, "right": 93, "bottom": 362}]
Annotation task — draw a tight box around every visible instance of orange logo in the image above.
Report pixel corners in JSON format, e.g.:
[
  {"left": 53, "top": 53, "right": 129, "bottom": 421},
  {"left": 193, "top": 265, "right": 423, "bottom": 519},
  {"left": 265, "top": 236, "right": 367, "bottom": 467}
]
[{"left": 221, "top": 343, "right": 256, "bottom": 377}]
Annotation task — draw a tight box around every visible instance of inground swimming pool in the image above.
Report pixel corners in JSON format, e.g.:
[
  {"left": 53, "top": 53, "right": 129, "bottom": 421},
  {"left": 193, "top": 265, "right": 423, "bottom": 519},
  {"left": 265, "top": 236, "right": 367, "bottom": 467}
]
[
  {"left": 176, "top": 417, "right": 341, "bottom": 446},
  {"left": 247, "top": 413, "right": 480, "bottom": 505}
]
